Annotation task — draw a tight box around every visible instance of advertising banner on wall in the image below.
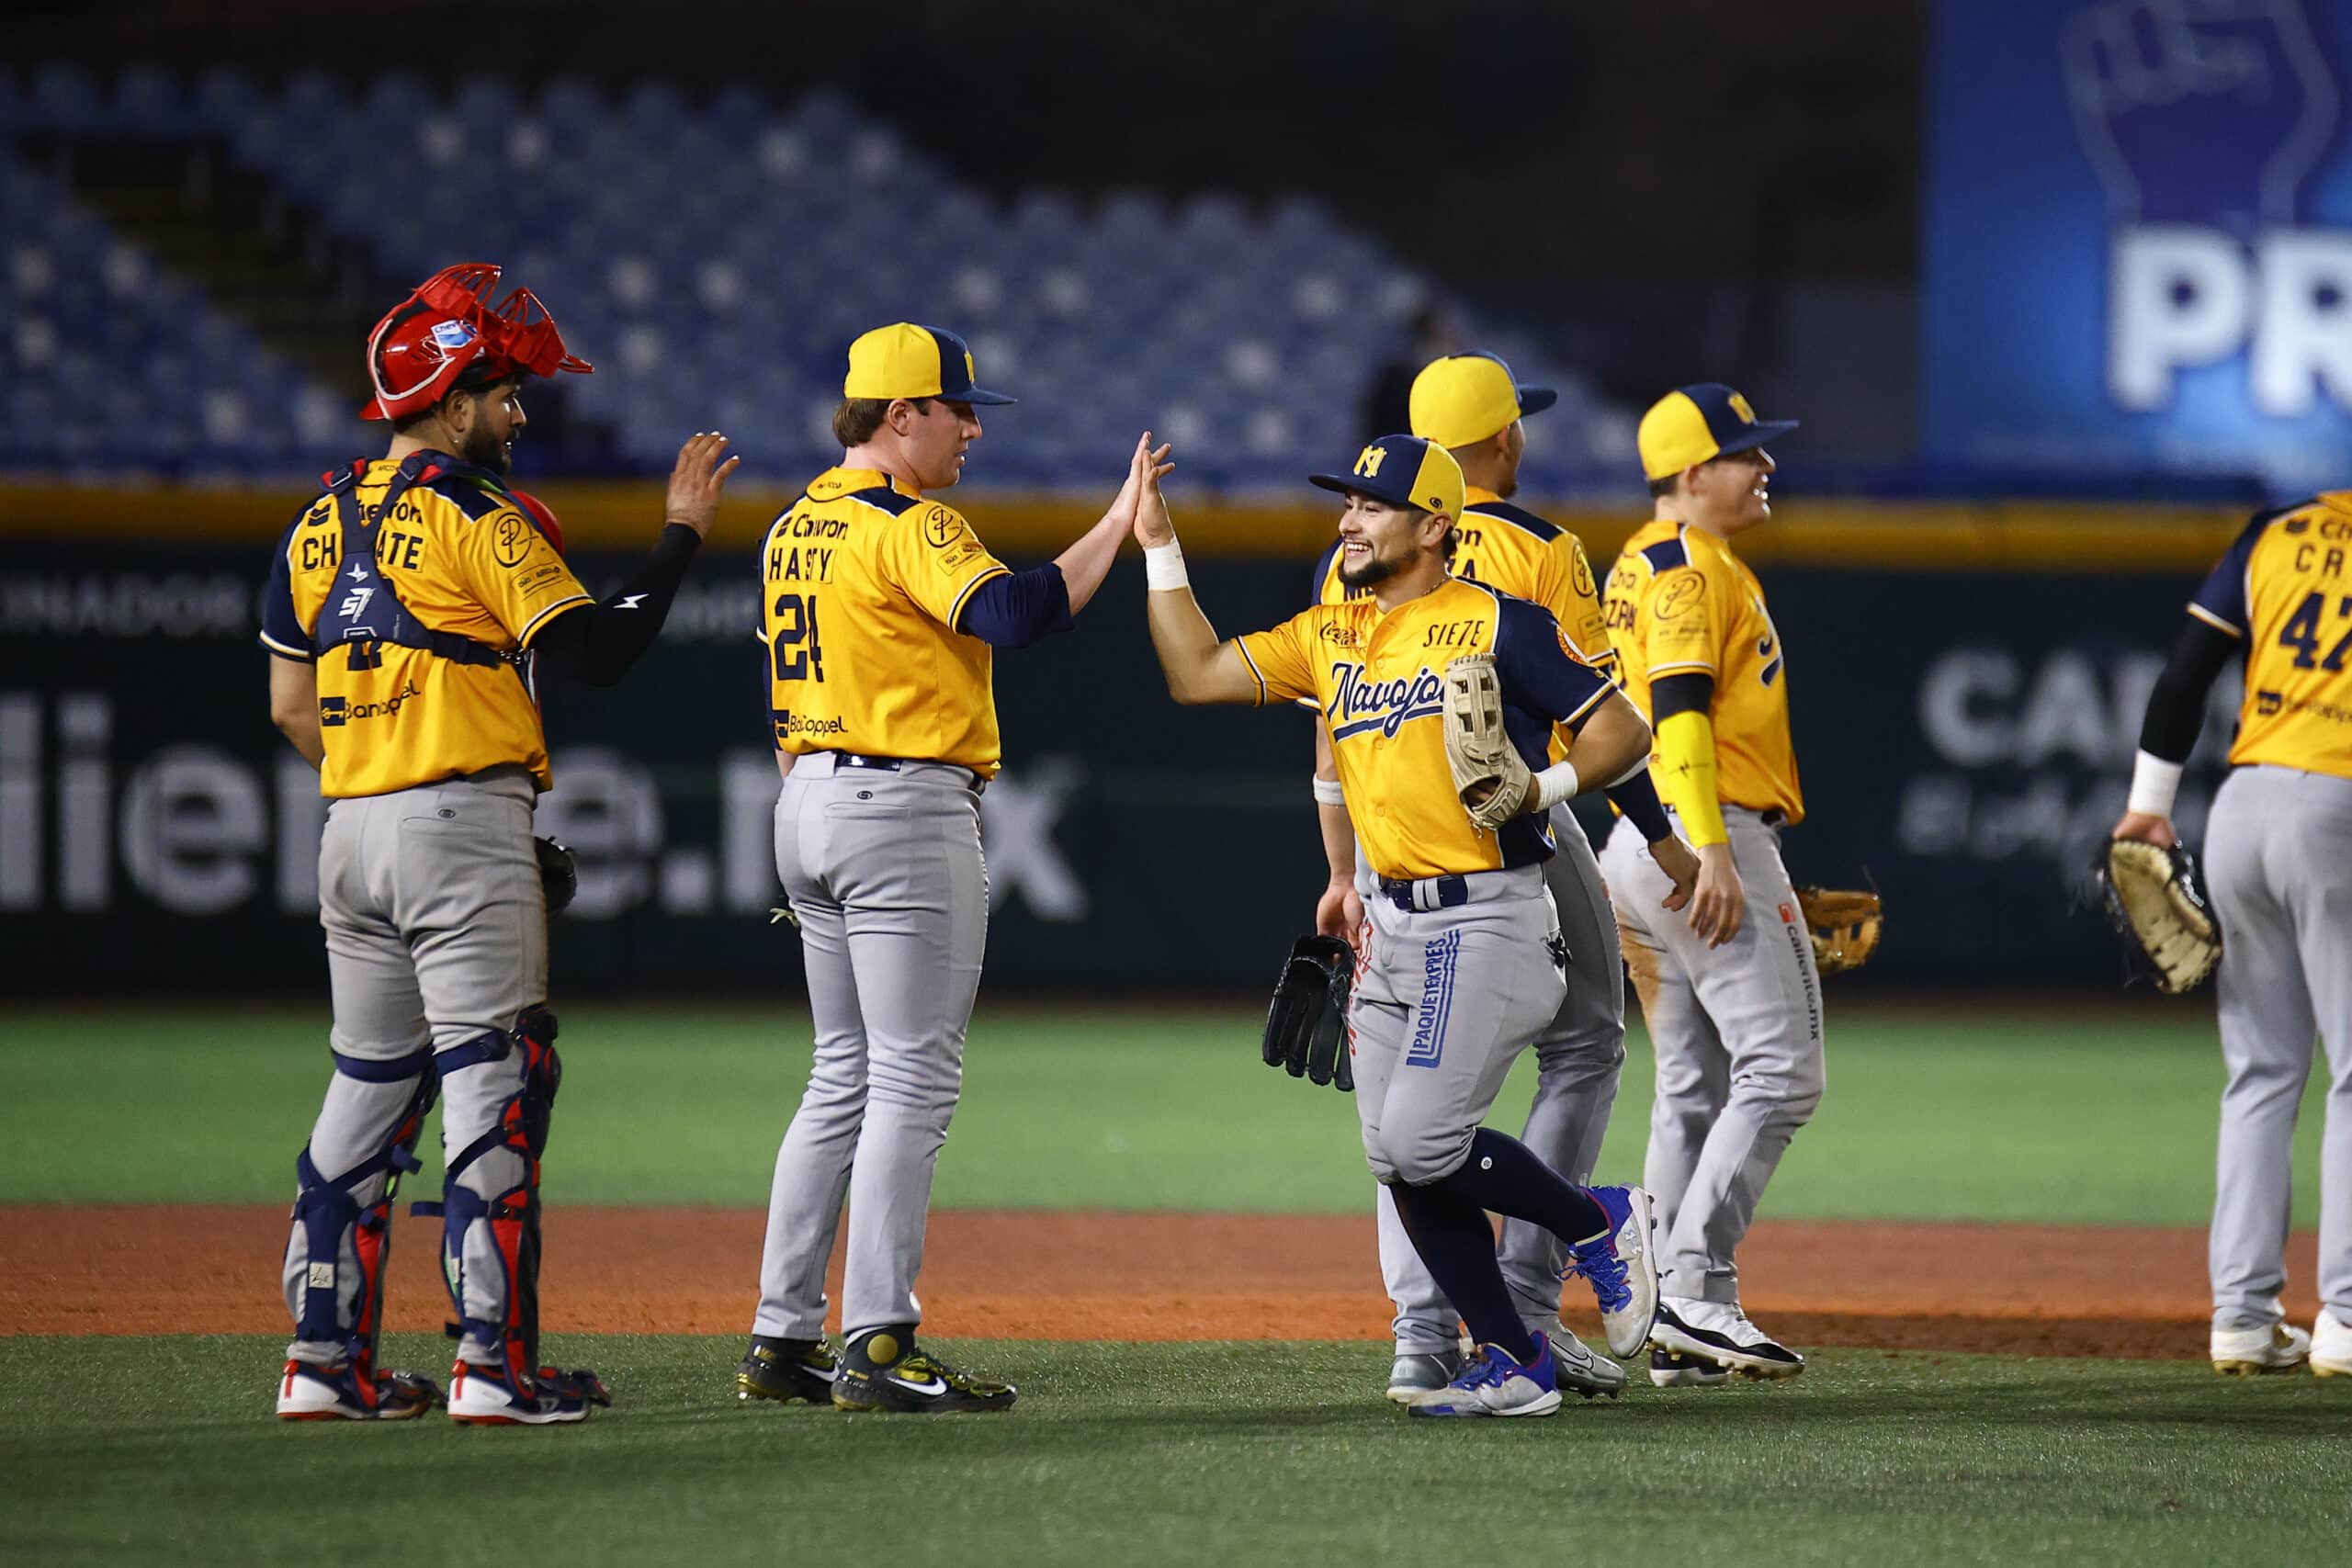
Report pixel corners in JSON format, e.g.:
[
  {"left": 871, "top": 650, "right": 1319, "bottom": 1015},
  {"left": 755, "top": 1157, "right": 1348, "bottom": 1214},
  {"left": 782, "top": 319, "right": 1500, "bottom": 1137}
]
[
  {"left": 1927, "top": 0, "right": 2352, "bottom": 495},
  {"left": 0, "top": 540, "right": 2241, "bottom": 996}
]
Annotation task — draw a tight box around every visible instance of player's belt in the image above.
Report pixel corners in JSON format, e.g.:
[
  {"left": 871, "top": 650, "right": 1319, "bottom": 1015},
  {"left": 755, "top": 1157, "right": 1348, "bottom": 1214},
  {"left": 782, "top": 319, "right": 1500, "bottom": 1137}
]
[
  {"left": 1376, "top": 874, "right": 1469, "bottom": 912},
  {"left": 798, "top": 750, "right": 985, "bottom": 791}
]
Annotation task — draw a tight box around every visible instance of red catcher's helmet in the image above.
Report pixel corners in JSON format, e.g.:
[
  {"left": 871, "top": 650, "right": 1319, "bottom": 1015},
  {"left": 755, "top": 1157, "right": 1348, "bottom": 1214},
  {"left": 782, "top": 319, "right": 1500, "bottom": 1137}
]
[{"left": 360, "top": 262, "right": 593, "bottom": 421}]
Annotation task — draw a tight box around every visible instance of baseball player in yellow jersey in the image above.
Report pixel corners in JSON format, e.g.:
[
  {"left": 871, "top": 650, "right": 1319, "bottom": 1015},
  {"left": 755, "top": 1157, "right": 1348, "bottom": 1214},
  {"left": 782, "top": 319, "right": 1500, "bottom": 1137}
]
[
  {"left": 1136, "top": 433, "right": 1661, "bottom": 1418},
  {"left": 736, "top": 323, "right": 1170, "bottom": 1415},
  {"left": 1306, "top": 354, "right": 1697, "bottom": 1404},
  {"left": 258, "top": 265, "right": 739, "bottom": 1425},
  {"left": 1600, "top": 383, "right": 1820, "bottom": 1385},
  {"left": 2112, "top": 494, "right": 2352, "bottom": 1376}
]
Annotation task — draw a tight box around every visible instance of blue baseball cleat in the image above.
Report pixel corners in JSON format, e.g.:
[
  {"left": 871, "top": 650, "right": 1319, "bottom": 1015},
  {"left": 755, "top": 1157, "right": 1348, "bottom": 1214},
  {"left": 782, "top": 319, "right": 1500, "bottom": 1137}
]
[
  {"left": 1563, "top": 1185, "right": 1658, "bottom": 1359},
  {"left": 1406, "top": 1336, "right": 1562, "bottom": 1419}
]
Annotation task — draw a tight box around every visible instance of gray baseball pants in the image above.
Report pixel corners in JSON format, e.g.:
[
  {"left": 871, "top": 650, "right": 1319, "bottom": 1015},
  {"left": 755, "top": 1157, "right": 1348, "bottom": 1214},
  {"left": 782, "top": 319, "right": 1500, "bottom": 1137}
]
[
  {"left": 1375, "top": 814, "right": 1625, "bottom": 1350},
  {"left": 1351, "top": 864, "right": 1566, "bottom": 1190},
  {"left": 753, "top": 753, "right": 987, "bottom": 1342},
  {"left": 2203, "top": 764, "right": 2352, "bottom": 1330},
  {"left": 1603, "top": 806, "right": 1824, "bottom": 1305},
  {"left": 282, "top": 766, "right": 544, "bottom": 1367}
]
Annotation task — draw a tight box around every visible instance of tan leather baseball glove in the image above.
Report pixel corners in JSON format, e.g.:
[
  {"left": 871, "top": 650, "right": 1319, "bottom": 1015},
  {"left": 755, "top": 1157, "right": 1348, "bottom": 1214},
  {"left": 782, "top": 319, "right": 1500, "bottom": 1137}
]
[
  {"left": 1794, "top": 885, "right": 1883, "bottom": 976},
  {"left": 1442, "top": 653, "right": 1532, "bottom": 833},
  {"left": 2093, "top": 840, "right": 2220, "bottom": 995}
]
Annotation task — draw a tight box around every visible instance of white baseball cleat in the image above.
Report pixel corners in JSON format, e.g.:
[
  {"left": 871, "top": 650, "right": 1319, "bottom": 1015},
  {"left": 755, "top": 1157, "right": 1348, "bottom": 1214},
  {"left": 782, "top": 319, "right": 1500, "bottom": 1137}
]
[
  {"left": 2211, "top": 1322, "right": 2312, "bottom": 1377},
  {"left": 1539, "top": 1323, "right": 1628, "bottom": 1399},
  {"left": 1650, "top": 1297, "right": 1805, "bottom": 1380},
  {"left": 447, "top": 1359, "right": 594, "bottom": 1425},
  {"left": 2311, "top": 1309, "right": 2352, "bottom": 1378},
  {"left": 1563, "top": 1185, "right": 1658, "bottom": 1359},
  {"left": 1406, "top": 1337, "right": 1563, "bottom": 1419}
]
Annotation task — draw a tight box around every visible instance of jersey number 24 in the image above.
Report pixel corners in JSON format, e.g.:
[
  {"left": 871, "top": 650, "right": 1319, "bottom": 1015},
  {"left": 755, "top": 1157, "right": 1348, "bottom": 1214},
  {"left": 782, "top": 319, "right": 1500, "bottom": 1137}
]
[{"left": 771, "top": 592, "right": 827, "bottom": 682}]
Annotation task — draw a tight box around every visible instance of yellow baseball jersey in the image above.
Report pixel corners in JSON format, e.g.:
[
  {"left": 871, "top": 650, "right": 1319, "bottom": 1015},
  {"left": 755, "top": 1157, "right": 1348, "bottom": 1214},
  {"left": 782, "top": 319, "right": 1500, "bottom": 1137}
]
[
  {"left": 759, "top": 468, "right": 1012, "bottom": 777},
  {"left": 2189, "top": 493, "right": 2352, "bottom": 780},
  {"left": 259, "top": 459, "right": 592, "bottom": 799},
  {"left": 1311, "top": 487, "right": 1613, "bottom": 671},
  {"left": 1237, "top": 577, "right": 1613, "bottom": 881},
  {"left": 1603, "top": 520, "right": 1804, "bottom": 825}
]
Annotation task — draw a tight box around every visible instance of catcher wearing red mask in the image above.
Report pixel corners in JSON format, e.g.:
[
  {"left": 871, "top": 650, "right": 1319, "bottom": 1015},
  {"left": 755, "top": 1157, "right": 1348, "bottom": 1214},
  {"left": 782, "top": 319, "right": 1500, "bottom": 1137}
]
[{"left": 259, "top": 264, "right": 739, "bottom": 1424}]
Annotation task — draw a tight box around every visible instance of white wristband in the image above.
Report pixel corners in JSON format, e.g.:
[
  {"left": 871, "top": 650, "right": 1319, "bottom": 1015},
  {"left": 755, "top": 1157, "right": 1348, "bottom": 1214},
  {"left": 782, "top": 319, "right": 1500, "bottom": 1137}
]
[
  {"left": 1144, "top": 541, "right": 1188, "bottom": 591},
  {"left": 1532, "top": 761, "right": 1580, "bottom": 813},
  {"left": 2126, "top": 749, "right": 2185, "bottom": 818},
  {"left": 1311, "top": 774, "right": 1347, "bottom": 807}
]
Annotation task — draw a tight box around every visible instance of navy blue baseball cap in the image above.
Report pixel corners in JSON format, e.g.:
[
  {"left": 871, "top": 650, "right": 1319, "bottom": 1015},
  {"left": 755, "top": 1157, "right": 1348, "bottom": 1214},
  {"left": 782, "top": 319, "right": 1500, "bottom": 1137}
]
[
  {"left": 843, "top": 321, "right": 1016, "bottom": 406},
  {"left": 1637, "top": 383, "right": 1797, "bottom": 479},
  {"left": 1308, "top": 434, "right": 1465, "bottom": 518}
]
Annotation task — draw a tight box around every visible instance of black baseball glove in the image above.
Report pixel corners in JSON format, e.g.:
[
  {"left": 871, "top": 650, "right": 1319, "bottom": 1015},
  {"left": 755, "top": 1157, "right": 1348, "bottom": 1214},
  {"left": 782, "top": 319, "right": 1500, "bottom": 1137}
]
[
  {"left": 1262, "top": 935, "right": 1355, "bottom": 1091},
  {"left": 2091, "top": 839, "right": 2221, "bottom": 994},
  {"left": 535, "top": 836, "right": 578, "bottom": 915}
]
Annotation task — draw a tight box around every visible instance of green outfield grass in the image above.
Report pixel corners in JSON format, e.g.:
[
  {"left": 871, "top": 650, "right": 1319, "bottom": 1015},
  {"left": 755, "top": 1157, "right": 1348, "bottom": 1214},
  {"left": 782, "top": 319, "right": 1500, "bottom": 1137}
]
[
  {"left": 1, "top": 1334, "right": 2344, "bottom": 1567},
  {"left": 0, "top": 1000, "right": 2327, "bottom": 1225}
]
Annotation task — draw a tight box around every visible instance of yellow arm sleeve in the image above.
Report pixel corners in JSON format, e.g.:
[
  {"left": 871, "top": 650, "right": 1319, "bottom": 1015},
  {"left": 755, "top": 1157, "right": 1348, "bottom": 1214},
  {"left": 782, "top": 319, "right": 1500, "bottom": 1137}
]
[{"left": 1654, "top": 708, "right": 1728, "bottom": 847}]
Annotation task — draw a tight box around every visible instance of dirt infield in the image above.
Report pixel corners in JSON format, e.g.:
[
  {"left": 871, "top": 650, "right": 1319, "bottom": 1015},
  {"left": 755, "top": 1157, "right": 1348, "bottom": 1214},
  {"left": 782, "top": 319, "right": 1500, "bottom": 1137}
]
[{"left": 4, "top": 1206, "right": 2320, "bottom": 1358}]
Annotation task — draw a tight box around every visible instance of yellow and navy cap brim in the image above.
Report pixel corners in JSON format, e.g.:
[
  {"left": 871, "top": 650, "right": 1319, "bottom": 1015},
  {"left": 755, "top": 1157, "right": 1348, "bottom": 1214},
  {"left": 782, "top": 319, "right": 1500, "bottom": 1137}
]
[
  {"left": 1637, "top": 383, "right": 1797, "bottom": 479},
  {"left": 1307, "top": 434, "right": 1464, "bottom": 517},
  {"left": 844, "top": 322, "right": 1017, "bottom": 406}
]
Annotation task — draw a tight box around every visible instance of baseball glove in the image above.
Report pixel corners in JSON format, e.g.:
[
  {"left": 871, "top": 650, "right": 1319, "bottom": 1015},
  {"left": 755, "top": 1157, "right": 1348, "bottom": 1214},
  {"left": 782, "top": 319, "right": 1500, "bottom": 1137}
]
[
  {"left": 1262, "top": 935, "right": 1355, "bottom": 1091},
  {"left": 1442, "top": 654, "right": 1532, "bottom": 833},
  {"left": 1794, "top": 886, "right": 1883, "bottom": 976},
  {"left": 535, "top": 836, "right": 578, "bottom": 915},
  {"left": 2092, "top": 839, "right": 2221, "bottom": 995}
]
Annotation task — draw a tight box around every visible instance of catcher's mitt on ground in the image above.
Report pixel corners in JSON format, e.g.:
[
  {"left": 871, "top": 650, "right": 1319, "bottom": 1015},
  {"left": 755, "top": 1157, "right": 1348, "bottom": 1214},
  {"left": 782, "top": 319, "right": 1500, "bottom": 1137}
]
[
  {"left": 1441, "top": 653, "right": 1531, "bottom": 833},
  {"left": 2092, "top": 839, "right": 2221, "bottom": 994},
  {"left": 1263, "top": 935, "right": 1354, "bottom": 1091},
  {"left": 1794, "top": 886, "right": 1883, "bottom": 976}
]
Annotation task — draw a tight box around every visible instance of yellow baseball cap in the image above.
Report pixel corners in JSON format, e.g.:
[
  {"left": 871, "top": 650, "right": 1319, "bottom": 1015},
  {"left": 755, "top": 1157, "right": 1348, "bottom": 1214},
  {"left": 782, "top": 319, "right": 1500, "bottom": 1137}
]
[
  {"left": 1307, "top": 434, "right": 1465, "bottom": 519},
  {"left": 1408, "top": 351, "right": 1557, "bottom": 449},
  {"left": 1636, "top": 383, "right": 1797, "bottom": 479},
  {"left": 842, "top": 322, "right": 1016, "bottom": 405}
]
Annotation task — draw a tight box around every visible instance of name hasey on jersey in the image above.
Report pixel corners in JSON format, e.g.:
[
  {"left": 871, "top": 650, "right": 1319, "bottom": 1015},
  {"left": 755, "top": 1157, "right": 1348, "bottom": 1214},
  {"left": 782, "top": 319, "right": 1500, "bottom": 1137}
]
[
  {"left": 767, "top": 542, "right": 837, "bottom": 584},
  {"left": 1327, "top": 661, "right": 1447, "bottom": 740}
]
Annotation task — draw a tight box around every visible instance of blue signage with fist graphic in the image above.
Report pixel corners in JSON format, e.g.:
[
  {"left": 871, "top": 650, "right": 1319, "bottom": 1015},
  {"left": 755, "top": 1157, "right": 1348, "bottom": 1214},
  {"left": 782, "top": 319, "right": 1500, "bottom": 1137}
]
[{"left": 1927, "top": 0, "right": 2352, "bottom": 494}]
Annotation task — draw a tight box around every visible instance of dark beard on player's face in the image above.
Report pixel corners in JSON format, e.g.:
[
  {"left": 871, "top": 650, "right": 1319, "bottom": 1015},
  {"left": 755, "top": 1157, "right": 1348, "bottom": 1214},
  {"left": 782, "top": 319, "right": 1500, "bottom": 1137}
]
[
  {"left": 460, "top": 419, "right": 511, "bottom": 474},
  {"left": 1338, "top": 550, "right": 1397, "bottom": 589}
]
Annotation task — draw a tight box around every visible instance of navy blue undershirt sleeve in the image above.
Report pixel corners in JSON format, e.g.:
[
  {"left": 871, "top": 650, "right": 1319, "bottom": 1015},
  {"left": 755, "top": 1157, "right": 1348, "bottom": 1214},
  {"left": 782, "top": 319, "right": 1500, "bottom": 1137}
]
[
  {"left": 2138, "top": 615, "right": 2237, "bottom": 763},
  {"left": 1605, "top": 768, "right": 1673, "bottom": 841},
  {"left": 957, "top": 563, "right": 1073, "bottom": 649}
]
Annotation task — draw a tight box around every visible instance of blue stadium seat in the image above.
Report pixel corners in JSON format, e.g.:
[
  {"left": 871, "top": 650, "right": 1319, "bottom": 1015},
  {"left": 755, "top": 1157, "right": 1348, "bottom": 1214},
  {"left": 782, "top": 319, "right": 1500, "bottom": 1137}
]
[{"left": 1, "top": 71, "right": 1623, "bottom": 484}]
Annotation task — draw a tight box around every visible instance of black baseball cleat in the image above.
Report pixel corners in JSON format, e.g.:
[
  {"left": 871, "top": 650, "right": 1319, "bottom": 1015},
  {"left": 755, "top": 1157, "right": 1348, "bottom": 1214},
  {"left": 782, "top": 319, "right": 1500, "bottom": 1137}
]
[
  {"left": 1649, "top": 1299, "right": 1806, "bottom": 1380},
  {"left": 831, "top": 1326, "right": 1016, "bottom": 1414},
  {"left": 735, "top": 1336, "right": 839, "bottom": 1405}
]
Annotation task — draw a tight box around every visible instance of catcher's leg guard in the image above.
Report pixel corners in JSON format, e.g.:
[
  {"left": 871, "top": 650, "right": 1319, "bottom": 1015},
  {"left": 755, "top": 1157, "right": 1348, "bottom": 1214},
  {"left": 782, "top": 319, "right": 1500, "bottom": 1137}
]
[
  {"left": 282, "top": 1045, "right": 438, "bottom": 1415},
  {"left": 416, "top": 1009, "right": 608, "bottom": 1412}
]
